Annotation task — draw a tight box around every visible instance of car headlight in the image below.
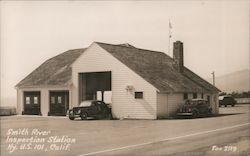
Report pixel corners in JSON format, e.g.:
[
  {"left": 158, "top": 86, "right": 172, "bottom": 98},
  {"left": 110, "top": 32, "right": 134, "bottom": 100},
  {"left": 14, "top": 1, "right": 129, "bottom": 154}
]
[
  {"left": 69, "top": 110, "right": 73, "bottom": 114},
  {"left": 77, "top": 109, "right": 81, "bottom": 114}
]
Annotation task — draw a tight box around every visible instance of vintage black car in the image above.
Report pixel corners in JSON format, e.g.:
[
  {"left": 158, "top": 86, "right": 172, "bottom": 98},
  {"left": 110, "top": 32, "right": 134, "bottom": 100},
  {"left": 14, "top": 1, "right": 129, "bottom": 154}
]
[
  {"left": 177, "top": 99, "right": 212, "bottom": 118},
  {"left": 68, "top": 100, "right": 111, "bottom": 120},
  {"left": 219, "top": 96, "right": 237, "bottom": 107}
]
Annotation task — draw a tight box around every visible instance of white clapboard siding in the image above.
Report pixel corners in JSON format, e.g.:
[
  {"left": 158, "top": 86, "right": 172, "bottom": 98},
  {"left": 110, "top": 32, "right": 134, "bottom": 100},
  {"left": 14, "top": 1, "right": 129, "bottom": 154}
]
[
  {"left": 156, "top": 93, "right": 168, "bottom": 118},
  {"left": 156, "top": 92, "right": 219, "bottom": 118},
  {"left": 203, "top": 93, "right": 219, "bottom": 114},
  {"left": 17, "top": 89, "right": 21, "bottom": 115},
  {"left": 17, "top": 87, "right": 71, "bottom": 116},
  {"left": 157, "top": 93, "right": 184, "bottom": 117},
  {"left": 167, "top": 93, "right": 183, "bottom": 116},
  {"left": 211, "top": 94, "right": 219, "bottom": 114},
  {"left": 72, "top": 43, "right": 157, "bottom": 119}
]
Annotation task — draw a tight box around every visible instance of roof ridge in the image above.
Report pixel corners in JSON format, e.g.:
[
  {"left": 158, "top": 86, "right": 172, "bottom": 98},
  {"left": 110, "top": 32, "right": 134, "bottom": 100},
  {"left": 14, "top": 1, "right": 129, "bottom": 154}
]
[
  {"left": 95, "top": 41, "right": 170, "bottom": 56},
  {"left": 95, "top": 41, "right": 133, "bottom": 48},
  {"left": 136, "top": 47, "right": 171, "bottom": 56},
  {"left": 46, "top": 48, "right": 86, "bottom": 62}
]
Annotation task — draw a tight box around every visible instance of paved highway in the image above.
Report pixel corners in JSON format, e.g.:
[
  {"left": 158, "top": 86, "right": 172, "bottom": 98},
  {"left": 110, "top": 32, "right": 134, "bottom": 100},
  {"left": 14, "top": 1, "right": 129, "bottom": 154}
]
[{"left": 1, "top": 104, "right": 249, "bottom": 156}]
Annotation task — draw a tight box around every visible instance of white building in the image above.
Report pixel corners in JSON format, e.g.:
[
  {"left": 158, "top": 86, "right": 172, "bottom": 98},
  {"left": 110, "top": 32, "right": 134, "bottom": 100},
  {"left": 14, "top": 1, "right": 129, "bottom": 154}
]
[{"left": 16, "top": 41, "right": 220, "bottom": 119}]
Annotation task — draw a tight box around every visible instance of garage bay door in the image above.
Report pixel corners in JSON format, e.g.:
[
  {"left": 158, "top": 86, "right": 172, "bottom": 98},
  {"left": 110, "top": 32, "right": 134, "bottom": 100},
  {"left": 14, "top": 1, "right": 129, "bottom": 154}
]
[
  {"left": 23, "top": 91, "right": 41, "bottom": 115},
  {"left": 49, "top": 91, "right": 69, "bottom": 116}
]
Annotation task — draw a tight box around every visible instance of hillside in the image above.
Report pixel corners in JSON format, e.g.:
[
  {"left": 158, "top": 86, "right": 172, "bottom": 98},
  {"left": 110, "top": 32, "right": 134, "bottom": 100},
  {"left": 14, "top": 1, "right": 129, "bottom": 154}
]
[{"left": 206, "top": 69, "right": 249, "bottom": 93}]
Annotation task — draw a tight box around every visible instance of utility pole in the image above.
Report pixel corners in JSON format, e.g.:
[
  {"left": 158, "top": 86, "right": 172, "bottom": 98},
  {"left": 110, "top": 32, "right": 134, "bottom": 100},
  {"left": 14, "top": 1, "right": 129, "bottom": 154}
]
[{"left": 211, "top": 71, "right": 215, "bottom": 86}]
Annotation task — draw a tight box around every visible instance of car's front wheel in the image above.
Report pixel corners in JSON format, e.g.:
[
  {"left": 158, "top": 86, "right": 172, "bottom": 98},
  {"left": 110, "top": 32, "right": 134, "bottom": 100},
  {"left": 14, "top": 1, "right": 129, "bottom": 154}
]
[
  {"left": 69, "top": 111, "right": 75, "bottom": 120},
  {"left": 80, "top": 112, "right": 88, "bottom": 120},
  {"left": 69, "top": 116, "right": 75, "bottom": 120},
  {"left": 192, "top": 110, "right": 198, "bottom": 118}
]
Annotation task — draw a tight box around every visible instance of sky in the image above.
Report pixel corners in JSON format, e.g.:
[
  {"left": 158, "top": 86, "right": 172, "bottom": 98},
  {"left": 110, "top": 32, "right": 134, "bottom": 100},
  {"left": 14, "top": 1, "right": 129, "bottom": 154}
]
[{"left": 0, "top": 0, "right": 249, "bottom": 106}]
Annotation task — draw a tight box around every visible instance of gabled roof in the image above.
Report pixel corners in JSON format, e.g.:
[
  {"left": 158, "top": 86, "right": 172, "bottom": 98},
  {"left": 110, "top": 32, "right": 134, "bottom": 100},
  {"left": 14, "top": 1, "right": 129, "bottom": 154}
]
[
  {"left": 96, "top": 42, "right": 220, "bottom": 93},
  {"left": 16, "top": 48, "right": 86, "bottom": 87},
  {"left": 16, "top": 42, "right": 220, "bottom": 93}
]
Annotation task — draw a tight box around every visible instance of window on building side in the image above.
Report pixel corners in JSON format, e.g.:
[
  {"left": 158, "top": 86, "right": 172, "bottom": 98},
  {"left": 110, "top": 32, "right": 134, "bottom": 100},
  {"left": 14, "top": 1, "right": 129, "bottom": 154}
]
[
  {"left": 184, "top": 93, "right": 188, "bottom": 100},
  {"left": 213, "top": 95, "right": 216, "bottom": 102},
  {"left": 135, "top": 92, "right": 143, "bottom": 99},
  {"left": 26, "top": 97, "right": 30, "bottom": 104},
  {"left": 51, "top": 97, "right": 55, "bottom": 104},
  {"left": 207, "top": 95, "right": 211, "bottom": 104},
  {"left": 58, "top": 96, "right": 62, "bottom": 104},
  {"left": 193, "top": 93, "right": 197, "bottom": 98},
  {"left": 34, "top": 97, "right": 38, "bottom": 104}
]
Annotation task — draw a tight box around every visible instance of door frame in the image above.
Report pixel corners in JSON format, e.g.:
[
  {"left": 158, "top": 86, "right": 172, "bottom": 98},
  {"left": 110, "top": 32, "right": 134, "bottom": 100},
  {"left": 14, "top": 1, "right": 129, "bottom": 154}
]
[
  {"left": 23, "top": 91, "right": 41, "bottom": 115},
  {"left": 49, "top": 90, "right": 69, "bottom": 116}
]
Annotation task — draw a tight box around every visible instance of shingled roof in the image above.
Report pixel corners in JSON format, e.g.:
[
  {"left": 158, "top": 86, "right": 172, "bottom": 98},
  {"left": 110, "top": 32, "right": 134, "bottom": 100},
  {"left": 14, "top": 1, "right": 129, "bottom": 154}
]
[
  {"left": 16, "top": 48, "right": 86, "bottom": 87},
  {"left": 96, "top": 42, "right": 220, "bottom": 93},
  {"left": 17, "top": 42, "right": 220, "bottom": 93}
]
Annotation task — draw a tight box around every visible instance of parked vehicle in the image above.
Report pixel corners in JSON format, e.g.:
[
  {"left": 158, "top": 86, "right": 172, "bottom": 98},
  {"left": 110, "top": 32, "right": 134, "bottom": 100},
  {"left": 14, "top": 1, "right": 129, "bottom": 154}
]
[
  {"left": 219, "top": 96, "right": 237, "bottom": 107},
  {"left": 68, "top": 100, "right": 111, "bottom": 120},
  {"left": 177, "top": 99, "right": 212, "bottom": 118}
]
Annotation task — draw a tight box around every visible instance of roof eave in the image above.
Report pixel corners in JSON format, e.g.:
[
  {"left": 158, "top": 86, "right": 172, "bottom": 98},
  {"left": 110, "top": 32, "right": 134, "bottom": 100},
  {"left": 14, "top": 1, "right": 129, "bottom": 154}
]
[{"left": 16, "top": 83, "right": 72, "bottom": 89}]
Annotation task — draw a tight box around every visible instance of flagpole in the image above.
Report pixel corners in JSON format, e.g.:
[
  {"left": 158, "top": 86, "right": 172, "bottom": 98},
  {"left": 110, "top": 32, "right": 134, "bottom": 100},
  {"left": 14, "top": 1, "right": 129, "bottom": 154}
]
[
  {"left": 168, "top": 19, "right": 171, "bottom": 57},
  {"left": 168, "top": 22, "right": 170, "bottom": 56}
]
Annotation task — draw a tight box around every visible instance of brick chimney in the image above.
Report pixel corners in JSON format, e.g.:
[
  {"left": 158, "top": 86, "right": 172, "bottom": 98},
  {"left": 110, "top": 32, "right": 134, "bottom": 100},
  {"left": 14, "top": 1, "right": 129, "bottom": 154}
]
[{"left": 173, "top": 41, "right": 184, "bottom": 72}]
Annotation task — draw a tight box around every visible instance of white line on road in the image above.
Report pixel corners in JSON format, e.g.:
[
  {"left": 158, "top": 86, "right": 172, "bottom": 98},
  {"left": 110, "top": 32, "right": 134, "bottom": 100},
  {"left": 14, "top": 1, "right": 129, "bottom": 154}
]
[{"left": 78, "top": 122, "right": 250, "bottom": 156}]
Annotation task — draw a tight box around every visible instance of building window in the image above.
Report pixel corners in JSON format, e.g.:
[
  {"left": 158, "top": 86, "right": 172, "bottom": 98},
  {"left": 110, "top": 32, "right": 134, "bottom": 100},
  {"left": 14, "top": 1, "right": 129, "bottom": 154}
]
[
  {"left": 34, "top": 97, "right": 38, "bottom": 104},
  {"left": 58, "top": 96, "right": 62, "bottom": 104},
  {"left": 213, "top": 95, "right": 216, "bottom": 102},
  {"left": 193, "top": 93, "right": 197, "bottom": 99},
  {"left": 207, "top": 95, "right": 210, "bottom": 104},
  {"left": 25, "top": 97, "right": 30, "bottom": 104},
  {"left": 201, "top": 93, "right": 204, "bottom": 99},
  {"left": 51, "top": 97, "right": 55, "bottom": 104},
  {"left": 135, "top": 92, "right": 143, "bottom": 99},
  {"left": 184, "top": 93, "right": 188, "bottom": 100}
]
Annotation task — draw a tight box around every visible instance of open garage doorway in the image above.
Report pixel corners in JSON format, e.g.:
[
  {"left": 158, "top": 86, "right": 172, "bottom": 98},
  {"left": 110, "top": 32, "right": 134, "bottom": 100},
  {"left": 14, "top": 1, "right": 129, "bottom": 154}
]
[{"left": 79, "top": 71, "right": 112, "bottom": 104}]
